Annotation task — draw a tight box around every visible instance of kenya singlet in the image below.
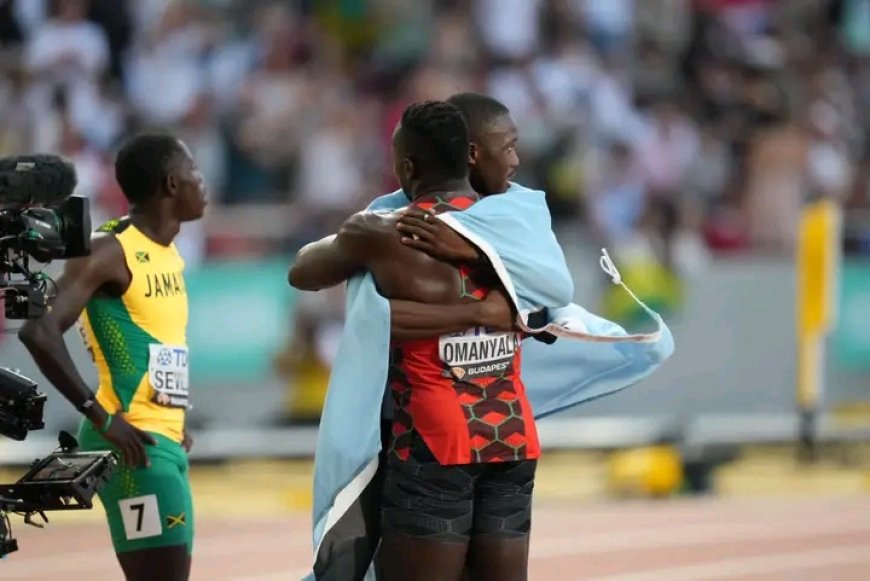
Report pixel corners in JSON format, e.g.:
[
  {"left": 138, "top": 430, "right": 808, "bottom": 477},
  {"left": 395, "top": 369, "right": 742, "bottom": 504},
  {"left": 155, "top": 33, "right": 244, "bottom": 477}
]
[
  {"left": 388, "top": 196, "right": 541, "bottom": 466},
  {"left": 79, "top": 217, "right": 190, "bottom": 443}
]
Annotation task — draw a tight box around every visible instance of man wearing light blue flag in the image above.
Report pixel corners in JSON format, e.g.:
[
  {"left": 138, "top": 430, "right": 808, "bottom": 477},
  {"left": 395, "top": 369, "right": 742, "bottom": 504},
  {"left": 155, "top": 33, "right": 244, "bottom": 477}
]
[{"left": 291, "top": 94, "right": 675, "bottom": 581}]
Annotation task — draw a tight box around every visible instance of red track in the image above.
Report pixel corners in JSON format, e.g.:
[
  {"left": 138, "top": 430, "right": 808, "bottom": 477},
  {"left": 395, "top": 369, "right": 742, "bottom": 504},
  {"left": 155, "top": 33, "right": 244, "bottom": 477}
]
[{"left": 3, "top": 496, "right": 869, "bottom": 580}]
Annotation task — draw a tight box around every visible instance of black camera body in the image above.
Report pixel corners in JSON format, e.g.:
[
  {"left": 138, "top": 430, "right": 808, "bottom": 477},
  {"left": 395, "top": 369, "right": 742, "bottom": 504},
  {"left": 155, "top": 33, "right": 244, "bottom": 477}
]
[
  {"left": 0, "top": 366, "right": 46, "bottom": 441},
  {"left": 0, "top": 434, "right": 118, "bottom": 557},
  {"left": 4, "top": 449, "right": 117, "bottom": 511},
  {"left": 0, "top": 154, "right": 113, "bottom": 557},
  {"left": 1, "top": 154, "right": 91, "bottom": 320}
]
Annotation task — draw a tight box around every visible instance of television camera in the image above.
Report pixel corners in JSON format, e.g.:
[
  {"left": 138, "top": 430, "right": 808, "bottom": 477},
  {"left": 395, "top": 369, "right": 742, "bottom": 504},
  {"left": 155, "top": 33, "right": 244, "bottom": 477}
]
[{"left": 0, "top": 155, "right": 116, "bottom": 557}]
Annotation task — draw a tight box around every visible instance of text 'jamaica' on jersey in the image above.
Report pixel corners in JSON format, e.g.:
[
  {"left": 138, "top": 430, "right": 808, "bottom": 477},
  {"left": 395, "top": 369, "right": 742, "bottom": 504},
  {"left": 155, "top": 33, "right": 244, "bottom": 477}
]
[{"left": 78, "top": 217, "right": 190, "bottom": 443}]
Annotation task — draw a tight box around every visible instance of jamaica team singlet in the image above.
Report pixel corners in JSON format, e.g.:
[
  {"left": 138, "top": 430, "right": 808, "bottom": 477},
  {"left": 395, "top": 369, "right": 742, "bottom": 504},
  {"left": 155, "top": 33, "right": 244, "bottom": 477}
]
[
  {"left": 389, "top": 196, "right": 541, "bottom": 466},
  {"left": 78, "top": 217, "right": 189, "bottom": 443}
]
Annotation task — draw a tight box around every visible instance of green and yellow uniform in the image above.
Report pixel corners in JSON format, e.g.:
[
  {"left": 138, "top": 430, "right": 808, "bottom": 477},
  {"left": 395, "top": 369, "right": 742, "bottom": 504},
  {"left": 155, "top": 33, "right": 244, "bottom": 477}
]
[{"left": 77, "top": 217, "right": 194, "bottom": 553}]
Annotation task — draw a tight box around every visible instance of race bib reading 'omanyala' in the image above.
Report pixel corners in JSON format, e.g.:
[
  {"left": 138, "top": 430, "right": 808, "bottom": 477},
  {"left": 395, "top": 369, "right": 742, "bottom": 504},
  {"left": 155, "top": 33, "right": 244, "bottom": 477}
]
[{"left": 438, "top": 327, "right": 520, "bottom": 381}]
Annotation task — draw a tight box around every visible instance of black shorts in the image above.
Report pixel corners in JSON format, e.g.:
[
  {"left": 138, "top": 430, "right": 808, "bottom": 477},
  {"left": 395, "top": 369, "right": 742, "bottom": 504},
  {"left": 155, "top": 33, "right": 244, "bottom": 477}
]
[{"left": 381, "top": 434, "right": 537, "bottom": 541}]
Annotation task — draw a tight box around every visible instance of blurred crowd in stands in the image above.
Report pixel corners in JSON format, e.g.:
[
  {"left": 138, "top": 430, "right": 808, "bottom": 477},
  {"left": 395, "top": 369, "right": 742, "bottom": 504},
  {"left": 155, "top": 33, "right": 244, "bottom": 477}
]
[
  {"left": 2, "top": 0, "right": 868, "bottom": 265},
  {"left": 1, "top": 0, "right": 868, "bottom": 419}
]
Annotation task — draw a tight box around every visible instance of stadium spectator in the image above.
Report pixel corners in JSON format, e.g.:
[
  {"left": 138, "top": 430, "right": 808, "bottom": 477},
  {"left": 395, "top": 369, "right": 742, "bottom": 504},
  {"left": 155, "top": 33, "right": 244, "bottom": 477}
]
[{"left": 1, "top": 0, "right": 865, "bottom": 420}]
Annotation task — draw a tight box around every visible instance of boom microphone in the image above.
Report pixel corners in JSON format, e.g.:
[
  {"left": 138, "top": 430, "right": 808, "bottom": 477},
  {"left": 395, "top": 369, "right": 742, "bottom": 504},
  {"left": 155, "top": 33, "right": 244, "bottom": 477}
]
[{"left": 0, "top": 155, "right": 78, "bottom": 206}]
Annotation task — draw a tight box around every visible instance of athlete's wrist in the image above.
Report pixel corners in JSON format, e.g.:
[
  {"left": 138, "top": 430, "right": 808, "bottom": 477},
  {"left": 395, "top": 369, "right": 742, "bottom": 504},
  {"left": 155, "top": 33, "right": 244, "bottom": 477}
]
[
  {"left": 478, "top": 293, "right": 515, "bottom": 332},
  {"left": 476, "top": 301, "right": 501, "bottom": 329},
  {"left": 76, "top": 391, "right": 97, "bottom": 413},
  {"left": 97, "top": 413, "right": 113, "bottom": 434},
  {"left": 85, "top": 402, "right": 109, "bottom": 430}
]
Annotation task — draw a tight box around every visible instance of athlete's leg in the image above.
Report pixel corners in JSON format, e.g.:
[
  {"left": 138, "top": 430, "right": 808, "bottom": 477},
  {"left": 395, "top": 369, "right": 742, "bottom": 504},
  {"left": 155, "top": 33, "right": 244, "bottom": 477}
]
[
  {"left": 466, "top": 460, "right": 537, "bottom": 581},
  {"left": 82, "top": 426, "right": 194, "bottom": 581},
  {"left": 380, "top": 442, "right": 478, "bottom": 581},
  {"left": 117, "top": 545, "right": 189, "bottom": 581},
  {"left": 182, "top": 448, "right": 195, "bottom": 578},
  {"left": 467, "top": 536, "right": 530, "bottom": 581},
  {"left": 117, "top": 452, "right": 191, "bottom": 580},
  {"left": 380, "top": 534, "right": 468, "bottom": 581}
]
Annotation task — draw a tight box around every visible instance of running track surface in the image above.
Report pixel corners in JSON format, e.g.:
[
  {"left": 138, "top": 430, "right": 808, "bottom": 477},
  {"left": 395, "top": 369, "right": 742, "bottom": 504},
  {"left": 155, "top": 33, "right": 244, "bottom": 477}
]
[{"left": 2, "top": 496, "right": 869, "bottom": 580}]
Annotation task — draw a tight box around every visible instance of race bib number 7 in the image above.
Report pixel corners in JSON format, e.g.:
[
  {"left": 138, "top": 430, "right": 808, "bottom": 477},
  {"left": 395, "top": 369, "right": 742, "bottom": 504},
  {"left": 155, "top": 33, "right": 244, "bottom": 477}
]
[
  {"left": 119, "top": 494, "right": 161, "bottom": 540},
  {"left": 148, "top": 344, "right": 190, "bottom": 409}
]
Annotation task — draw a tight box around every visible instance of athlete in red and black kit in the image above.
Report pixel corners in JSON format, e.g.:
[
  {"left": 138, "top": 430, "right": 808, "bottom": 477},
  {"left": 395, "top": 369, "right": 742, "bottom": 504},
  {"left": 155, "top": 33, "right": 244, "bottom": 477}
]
[
  {"left": 289, "top": 100, "right": 538, "bottom": 581},
  {"left": 387, "top": 94, "right": 543, "bottom": 581}
]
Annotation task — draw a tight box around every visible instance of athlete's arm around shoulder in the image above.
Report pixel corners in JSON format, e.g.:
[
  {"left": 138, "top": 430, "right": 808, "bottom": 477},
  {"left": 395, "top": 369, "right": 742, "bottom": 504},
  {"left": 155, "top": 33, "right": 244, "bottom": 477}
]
[
  {"left": 288, "top": 211, "right": 387, "bottom": 291},
  {"left": 19, "top": 233, "right": 128, "bottom": 421}
]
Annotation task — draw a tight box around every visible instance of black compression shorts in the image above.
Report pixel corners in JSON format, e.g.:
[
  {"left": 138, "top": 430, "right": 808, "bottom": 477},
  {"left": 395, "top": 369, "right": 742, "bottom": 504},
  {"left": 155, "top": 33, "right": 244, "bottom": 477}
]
[{"left": 381, "top": 434, "right": 537, "bottom": 541}]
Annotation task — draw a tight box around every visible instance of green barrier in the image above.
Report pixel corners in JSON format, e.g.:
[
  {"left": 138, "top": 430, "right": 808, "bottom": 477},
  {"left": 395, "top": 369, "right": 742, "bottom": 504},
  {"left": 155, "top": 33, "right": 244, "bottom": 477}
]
[
  {"left": 186, "top": 258, "right": 296, "bottom": 384},
  {"left": 833, "top": 260, "right": 870, "bottom": 371}
]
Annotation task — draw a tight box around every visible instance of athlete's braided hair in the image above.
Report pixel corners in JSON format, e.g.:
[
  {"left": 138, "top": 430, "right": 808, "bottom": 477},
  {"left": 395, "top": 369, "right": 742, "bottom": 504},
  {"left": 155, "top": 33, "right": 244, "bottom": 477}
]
[
  {"left": 115, "top": 133, "right": 185, "bottom": 205},
  {"left": 447, "top": 93, "right": 510, "bottom": 141},
  {"left": 399, "top": 100, "right": 470, "bottom": 181}
]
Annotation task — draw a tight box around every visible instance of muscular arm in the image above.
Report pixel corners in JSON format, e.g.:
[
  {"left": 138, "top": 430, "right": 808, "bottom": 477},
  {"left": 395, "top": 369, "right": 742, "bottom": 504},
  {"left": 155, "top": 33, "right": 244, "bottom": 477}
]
[
  {"left": 290, "top": 209, "right": 521, "bottom": 341},
  {"left": 396, "top": 209, "right": 481, "bottom": 264},
  {"left": 288, "top": 213, "right": 377, "bottom": 291},
  {"left": 18, "top": 235, "right": 125, "bottom": 429},
  {"left": 390, "top": 292, "right": 515, "bottom": 340}
]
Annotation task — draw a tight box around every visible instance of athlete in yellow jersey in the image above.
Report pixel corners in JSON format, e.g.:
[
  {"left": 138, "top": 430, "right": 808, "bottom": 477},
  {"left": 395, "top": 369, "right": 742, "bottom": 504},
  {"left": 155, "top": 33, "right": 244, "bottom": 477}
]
[{"left": 20, "top": 133, "right": 206, "bottom": 581}]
